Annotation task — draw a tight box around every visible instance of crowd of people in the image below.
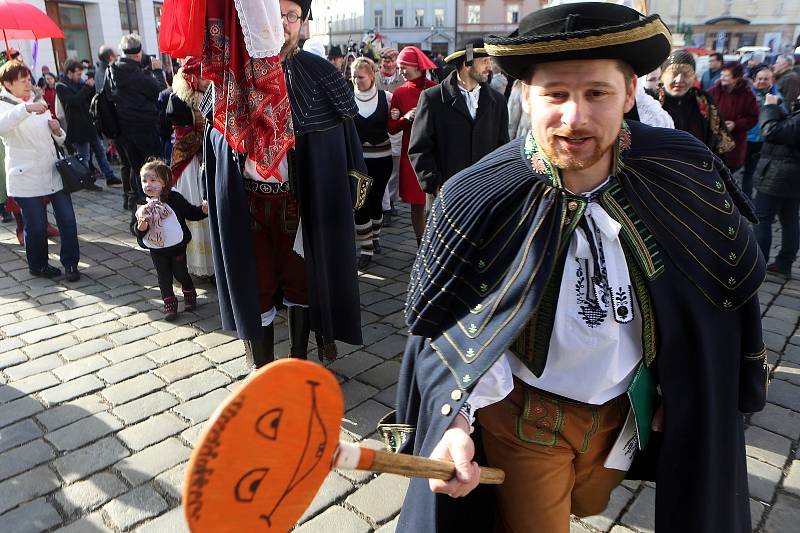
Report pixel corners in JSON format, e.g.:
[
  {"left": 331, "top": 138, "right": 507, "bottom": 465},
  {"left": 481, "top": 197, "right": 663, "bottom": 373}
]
[{"left": 0, "top": 0, "right": 795, "bottom": 530}]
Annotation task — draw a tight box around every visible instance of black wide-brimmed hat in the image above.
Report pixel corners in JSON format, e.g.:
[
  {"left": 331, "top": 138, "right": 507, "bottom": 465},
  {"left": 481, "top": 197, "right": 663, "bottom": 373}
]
[
  {"left": 444, "top": 38, "right": 490, "bottom": 66},
  {"left": 485, "top": 2, "right": 671, "bottom": 80}
]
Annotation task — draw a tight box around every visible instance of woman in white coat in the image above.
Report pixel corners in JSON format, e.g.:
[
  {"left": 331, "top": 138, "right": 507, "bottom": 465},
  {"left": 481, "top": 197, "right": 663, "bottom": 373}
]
[{"left": 0, "top": 61, "right": 81, "bottom": 281}]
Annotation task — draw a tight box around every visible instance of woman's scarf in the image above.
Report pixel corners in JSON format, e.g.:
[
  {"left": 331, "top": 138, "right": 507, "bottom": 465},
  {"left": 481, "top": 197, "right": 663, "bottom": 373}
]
[
  {"left": 202, "top": 0, "right": 294, "bottom": 181},
  {"left": 171, "top": 65, "right": 206, "bottom": 180}
]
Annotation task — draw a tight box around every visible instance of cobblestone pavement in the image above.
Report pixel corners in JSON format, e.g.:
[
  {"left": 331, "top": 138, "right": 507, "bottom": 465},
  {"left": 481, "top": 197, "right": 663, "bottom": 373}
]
[{"left": 0, "top": 185, "right": 798, "bottom": 533}]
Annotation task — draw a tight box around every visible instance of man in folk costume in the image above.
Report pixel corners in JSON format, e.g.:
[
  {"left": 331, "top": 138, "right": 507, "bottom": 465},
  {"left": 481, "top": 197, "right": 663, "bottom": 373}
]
[
  {"left": 387, "top": 47, "right": 438, "bottom": 245},
  {"left": 384, "top": 3, "right": 767, "bottom": 532},
  {"left": 408, "top": 38, "right": 510, "bottom": 196},
  {"left": 202, "top": 0, "right": 367, "bottom": 366}
]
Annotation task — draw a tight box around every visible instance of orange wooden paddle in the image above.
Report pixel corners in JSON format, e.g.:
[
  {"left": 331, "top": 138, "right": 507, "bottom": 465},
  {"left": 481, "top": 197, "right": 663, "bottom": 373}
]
[{"left": 182, "top": 359, "right": 504, "bottom": 532}]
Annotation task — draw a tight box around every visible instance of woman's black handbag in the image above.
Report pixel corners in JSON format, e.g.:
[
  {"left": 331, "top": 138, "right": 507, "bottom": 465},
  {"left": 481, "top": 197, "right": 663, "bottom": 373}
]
[{"left": 54, "top": 143, "right": 92, "bottom": 193}]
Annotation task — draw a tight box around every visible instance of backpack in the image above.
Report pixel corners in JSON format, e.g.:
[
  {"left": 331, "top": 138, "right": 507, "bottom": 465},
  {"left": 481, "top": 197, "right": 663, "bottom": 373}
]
[{"left": 90, "top": 69, "right": 120, "bottom": 139}]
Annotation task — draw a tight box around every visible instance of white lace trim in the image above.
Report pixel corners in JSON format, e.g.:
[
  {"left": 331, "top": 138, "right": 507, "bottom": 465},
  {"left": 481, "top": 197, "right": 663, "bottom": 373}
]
[{"left": 233, "top": 0, "right": 284, "bottom": 59}]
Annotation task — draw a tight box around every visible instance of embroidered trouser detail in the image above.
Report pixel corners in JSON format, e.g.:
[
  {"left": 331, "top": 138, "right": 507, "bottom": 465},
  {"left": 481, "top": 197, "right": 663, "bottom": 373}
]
[{"left": 479, "top": 380, "right": 628, "bottom": 533}]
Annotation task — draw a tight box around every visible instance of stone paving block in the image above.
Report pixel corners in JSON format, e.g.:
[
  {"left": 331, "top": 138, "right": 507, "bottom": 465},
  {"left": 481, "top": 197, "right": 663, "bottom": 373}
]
[
  {"left": 0, "top": 315, "right": 55, "bottom": 336},
  {"left": 53, "top": 354, "right": 110, "bottom": 382},
  {"left": 620, "top": 486, "right": 655, "bottom": 532},
  {"left": 36, "top": 394, "right": 107, "bottom": 432},
  {"left": 22, "top": 334, "right": 76, "bottom": 359},
  {"left": 115, "top": 437, "right": 191, "bottom": 486},
  {"left": 54, "top": 303, "right": 105, "bottom": 323},
  {"left": 135, "top": 506, "right": 189, "bottom": 533},
  {"left": 147, "top": 340, "right": 205, "bottom": 364},
  {"left": 153, "top": 464, "right": 186, "bottom": 499},
  {"left": 775, "top": 362, "right": 800, "bottom": 387},
  {"left": 72, "top": 321, "right": 125, "bottom": 343},
  {"left": 105, "top": 284, "right": 142, "bottom": 298},
  {"left": 97, "top": 356, "right": 157, "bottom": 384},
  {"left": 766, "top": 379, "right": 800, "bottom": 412},
  {"left": 218, "top": 356, "right": 251, "bottom": 380},
  {"left": 745, "top": 426, "right": 792, "bottom": 468},
  {"left": 328, "top": 351, "right": 383, "bottom": 380},
  {"left": 356, "top": 360, "right": 401, "bottom": 389},
  {"left": 299, "top": 472, "right": 355, "bottom": 523},
  {"left": 374, "top": 384, "right": 397, "bottom": 408},
  {"left": 341, "top": 400, "right": 393, "bottom": 439},
  {"left": 294, "top": 505, "right": 371, "bottom": 533},
  {"left": 54, "top": 511, "right": 113, "bottom": 533},
  {"left": 581, "top": 485, "right": 634, "bottom": 532},
  {"left": 45, "top": 411, "right": 123, "bottom": 451},
  {"left": 103, "top": 484, "right": 169, "bottom": 531},
  {"left": 204, "top": 341, "right": 245, "bottom": 363},
  {"left": 751, "top": 403, "right": 800, "bottom": 440},
  {"left": 0, "top": 298, "right": 36, "bottom": 314},
  {"left": 784, "top": 459, "right": 800, "bottom": 498},
  {"left": 0, "top": 337, "right": 24, "bottom": 355},
  {"left": 55, "top": 471, "right": 127, "bottom": 516},
  {"left": 0, "top": 396, "right": 44, "bottom": 428},
  {"left": 750, "top": 498, "right": 767, "bottom": 531},
  {"left": 1, "top": 373, "right": 60, "bottom": 405},
  {"left": 153, "top": 354, "right": 212, "bottom": 383},
  {"left": 102, "top": 373, "right": 166, "bottom": 406},
  {"left": 0, "top": 497, "right": 62, "bottom": 533},
  {"left": 365, "top": 334, "right": 407, "bottom": 360},
  {"left": 0, "top": 464, "right": 60, "bottom": 514},
  {"left": 4, "top": 353, "right": 62, "bottom": 381},
  {"left": 375, "top": 516, "right": 398, "bottom": 533},
  {"left": 53, "top": 436, "right": 129, "bottom": 484},
  {"left": 109, "top": 324, "right": 159, "bottom": 346},
  {"left": 113, "top": 391, "right": 179, "bottom": 425},
  {"left": 346, "top": 473, "right": 409, "bottom": 523},
  {"left": 0, "top": 418, "right": 43, "bottom": 453},
  {"left": 0, "top": 349, "right": 26, "bottom": 370},
  {"left": 193, "top": 331, "right": 235, "bottom": 349},
  {"left": 61, "top": 338, "right": 115, "bottom": 362},
  {"left": 118, "top": 412, "right": 189, "bottom": 452},
  {"left": 120, "top": 313, "right": 154, "bottom": 328},
  {"left": 40, "top": 374, "right": 105, "bottom": 406},
  {"left": 150, "top": 326, "right": 198, "bottom": 347},
  {"left": 764, "top": 494, "right": 800, "bottom": 533},
  {"left": 166, "top": 369, "right": 232, "bottom": 401},
  {"left": 747, "top": 455, "right": 782, "bottom": 502},
  {"left": 20, "top": 323, "right": 76, "bottom": 344},
  {"left": 62, "top": 294, "right": 105, "bottom": 309},
  {"left": 102, "top": 339, "right": 160, "bottom": 364},
  {"left": 341, "top": 379, "right": 378, "bottom": 410},
  {"left": 71, "top": 311, "right": 118, "bottom": 329},
  {"left": 172, "top": 388, "right": 230, "bottom": 424},
  {"left": 179, "top": 423, "right": 206, "bottom": 447},
  {"left": 0, "top": 438, "right": 54, "bottom": 482},
  {"left": 17, "top": 302, "right": 66, "bottom": 320}
]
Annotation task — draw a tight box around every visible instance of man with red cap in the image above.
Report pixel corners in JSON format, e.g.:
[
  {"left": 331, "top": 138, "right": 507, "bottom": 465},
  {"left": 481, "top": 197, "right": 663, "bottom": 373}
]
[{"left": 388, "top": 46, "right": 437, "bottom": 245}]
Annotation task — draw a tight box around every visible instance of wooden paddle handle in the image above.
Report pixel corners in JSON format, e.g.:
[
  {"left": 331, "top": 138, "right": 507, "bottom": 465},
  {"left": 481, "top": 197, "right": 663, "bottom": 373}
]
[{"left": 335, "top": 443, "right": 504, "bottom": 484}]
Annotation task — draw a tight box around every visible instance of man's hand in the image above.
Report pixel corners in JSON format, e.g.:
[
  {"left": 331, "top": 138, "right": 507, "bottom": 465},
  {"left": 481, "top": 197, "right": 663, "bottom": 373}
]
[
  {"left": 765, "top": 93, "right": 780, "bottom": 106},
  {"left": 150, "top": 57, "right": 163, "bottom": 70},
  {"left": 136, "top": 218, "right": 149, "bottom": 231},
  {"left": 201, "top": 200, "right": 209, "bottom": 215},
  {"left": 25, "top": 101, "right": 48, "bottom": 115},
  {"left": 85, "top": 78, "right": 95, "bottom": 87},
  {"left": 404, "top": 107, "right": 417, "bottom": 122},
  {"left": 428, "top": 415, "right": 481, "bottom": 498},
  {"left": 390, "top": 108, "right": 400, "bottom": 121},
  {"left": 47, "top": 119, "right": 61, "bottom": 134},
  {"left": 724, "top": 120, "right": 735, "bottom": 132}
]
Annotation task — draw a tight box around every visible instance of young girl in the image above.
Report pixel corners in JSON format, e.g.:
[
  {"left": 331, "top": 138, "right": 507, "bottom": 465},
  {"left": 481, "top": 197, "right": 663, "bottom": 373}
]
[{"left": 135, "top": 159, "right": 208, "bottom": 320}]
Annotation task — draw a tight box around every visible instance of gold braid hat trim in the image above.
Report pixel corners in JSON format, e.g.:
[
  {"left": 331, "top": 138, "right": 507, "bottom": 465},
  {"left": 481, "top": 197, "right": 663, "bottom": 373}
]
[
  {"left": 485, "top": 18, "right": 670, "bottom": 57},
  {"left": 444, "top": 48, "right": 488, "bottom": 64}
]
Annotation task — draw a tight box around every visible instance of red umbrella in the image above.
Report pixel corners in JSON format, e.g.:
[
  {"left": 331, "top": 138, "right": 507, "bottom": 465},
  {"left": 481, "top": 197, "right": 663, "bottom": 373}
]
[{"left": 0, "top": 0, "right": 64, "bottom": 52}]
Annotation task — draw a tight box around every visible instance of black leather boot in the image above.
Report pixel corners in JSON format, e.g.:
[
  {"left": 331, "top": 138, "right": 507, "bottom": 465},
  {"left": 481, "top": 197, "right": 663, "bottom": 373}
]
[
  {"left": 288, "top": 306, "right": 310, "bottom": 359},
  {"left": 243, "top": 324, "right": 275, "bottom": 369},
  {"left": 315, "top": 333, "right": 338, "bottom": 362}
]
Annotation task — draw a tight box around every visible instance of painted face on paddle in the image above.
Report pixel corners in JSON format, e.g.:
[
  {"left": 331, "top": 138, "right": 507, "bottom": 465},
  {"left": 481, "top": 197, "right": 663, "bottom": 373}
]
[
  {"left": 523, "top": 59, "right": 635, "bottom": 179},
  {"left": 141, "top": 172, "right": 165, "bottom": 199}
]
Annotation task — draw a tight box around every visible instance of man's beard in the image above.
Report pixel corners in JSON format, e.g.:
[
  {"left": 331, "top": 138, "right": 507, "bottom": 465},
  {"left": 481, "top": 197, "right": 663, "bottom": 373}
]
[
  {"left": 540, "top": 128, "right": 615, "bottom": 171},
  {"left": 280, "top": 32, "right": 299, "bottom": 57},
  {"left": 382, "top": 66, "right": 396, "bottom": 77},
  {"left": 468, "top": 66, "right": 487, "bottom": 84}
]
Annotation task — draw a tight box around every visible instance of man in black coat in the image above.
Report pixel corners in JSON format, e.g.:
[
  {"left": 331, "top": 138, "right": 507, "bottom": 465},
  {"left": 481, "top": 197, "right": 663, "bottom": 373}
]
[
  {"left": 55, "top": 59, "right": 119, "bottom": 189},
  {"left": 754, "top": 93, "right": 800, "bottom": 279},
  {"left": 107, "top": 33, "right": 167, "bottom": 208},
  {"left": 408, "top": 38, "right": 509, "bottom": 196}
]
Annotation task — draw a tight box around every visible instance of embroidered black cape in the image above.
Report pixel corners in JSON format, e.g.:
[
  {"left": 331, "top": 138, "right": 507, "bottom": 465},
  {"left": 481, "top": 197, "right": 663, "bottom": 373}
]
[
  {"left": 392, "top": 120, "right": 767, "bottom": 533},
  {"left": 204, "top": 50, "right": 367, "bottom": 345}
]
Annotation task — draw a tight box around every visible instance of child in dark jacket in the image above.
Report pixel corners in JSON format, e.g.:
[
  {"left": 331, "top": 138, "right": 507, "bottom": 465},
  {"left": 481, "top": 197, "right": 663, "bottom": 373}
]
[{"left": 135, "top": 159, "right": 208, "bottom": 320}]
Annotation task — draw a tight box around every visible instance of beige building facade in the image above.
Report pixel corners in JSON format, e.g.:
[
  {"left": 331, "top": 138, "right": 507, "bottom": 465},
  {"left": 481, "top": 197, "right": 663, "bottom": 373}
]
[{"left": 457, "top": 0, "right": 546, "bottom": 46}]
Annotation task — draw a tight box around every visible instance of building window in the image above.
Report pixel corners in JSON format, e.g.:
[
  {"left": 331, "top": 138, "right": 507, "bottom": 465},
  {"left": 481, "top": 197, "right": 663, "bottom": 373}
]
[
  {"left": 395, "top": 8, "right": 403, "bottom": 28},
  {"left": 415, "top": 8, "right": 424, "bottom": 27},
  {"left": 375, "top": 9, "right": 383, "bottom": 28},
  {"left": 467, "top": 5, "right": 481, "bottom": 24},
  {"left": 45, "top": 2, "right": 92, "bottom": 66},
  {"left": 118, "top": 0, "right": 139, "bottom": 34},
  {"left": 506, "top": 4, "right": 519, "bottom": 24},
  {"left": 435, "top": 8, "right": 445, "bottom": 27}
]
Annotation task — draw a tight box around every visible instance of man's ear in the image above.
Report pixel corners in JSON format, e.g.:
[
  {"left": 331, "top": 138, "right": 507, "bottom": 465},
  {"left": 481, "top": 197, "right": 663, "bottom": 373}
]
[
  {"left": 623, "top": 76, "right": 637, "bottom": 114},
  {"left": 521, "top": 82, "right": 531, "bottom": 114}
]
